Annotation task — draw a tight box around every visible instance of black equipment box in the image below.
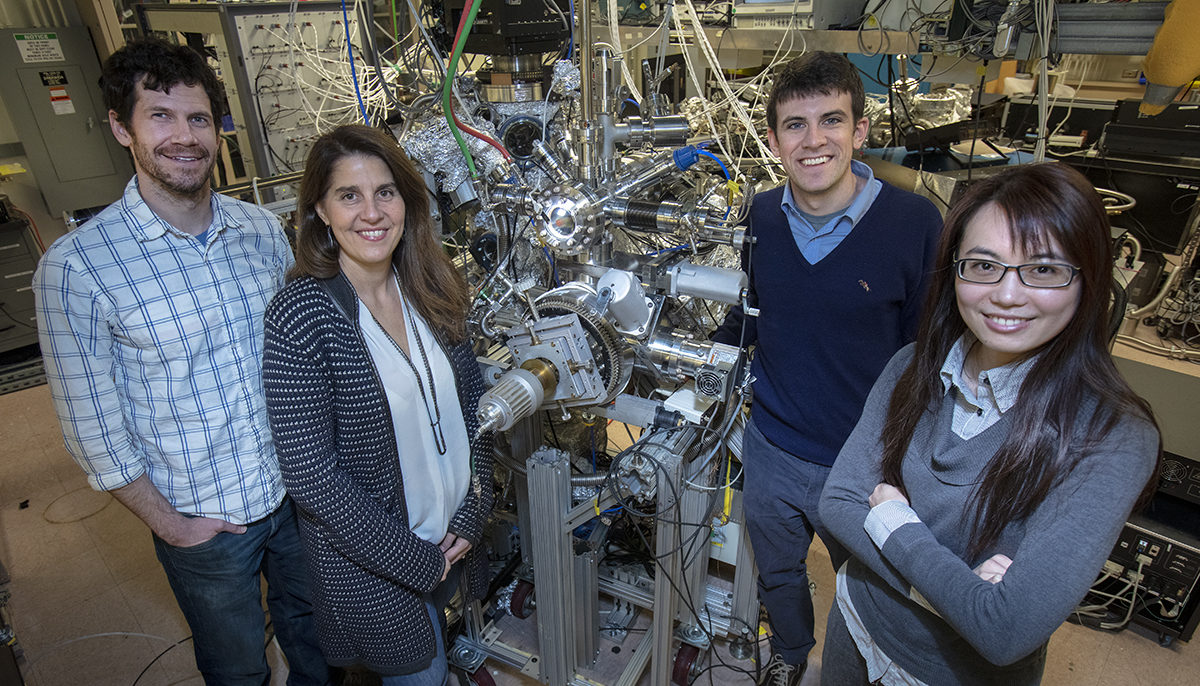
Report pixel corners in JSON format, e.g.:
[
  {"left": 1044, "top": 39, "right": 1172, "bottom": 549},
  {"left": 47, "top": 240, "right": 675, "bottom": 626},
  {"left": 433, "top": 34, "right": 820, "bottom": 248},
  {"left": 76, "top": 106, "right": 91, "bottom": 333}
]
[
  {"left": 1099, "top": 453, "right": 1200, "bottom": 644},
  {"left": 1064, "top": 155, "right": 1200, "bottom": 255},
  {"left": 1104, "top": 100, "right": 1200, "bottom": 159},
  {"left": 1159, "top": 452, "right": 1200, "bottom": 508}
]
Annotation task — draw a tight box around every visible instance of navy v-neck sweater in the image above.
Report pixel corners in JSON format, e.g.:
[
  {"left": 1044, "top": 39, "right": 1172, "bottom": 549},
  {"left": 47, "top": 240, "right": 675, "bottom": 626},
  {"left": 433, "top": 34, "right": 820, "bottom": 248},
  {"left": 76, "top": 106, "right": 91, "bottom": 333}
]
[{"left": 714, "top": 181, "right": 943, "bottom": 466}]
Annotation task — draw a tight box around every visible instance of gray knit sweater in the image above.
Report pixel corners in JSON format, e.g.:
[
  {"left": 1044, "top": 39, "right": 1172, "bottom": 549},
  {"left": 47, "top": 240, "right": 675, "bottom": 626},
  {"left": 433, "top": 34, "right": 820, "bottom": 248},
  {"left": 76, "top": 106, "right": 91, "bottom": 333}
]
[
  {"left": 820, "top": 344, "right": 1157, "bottom": 685},
  {"left": 263, "top": 273, "right": 494, "bottom": 675}
]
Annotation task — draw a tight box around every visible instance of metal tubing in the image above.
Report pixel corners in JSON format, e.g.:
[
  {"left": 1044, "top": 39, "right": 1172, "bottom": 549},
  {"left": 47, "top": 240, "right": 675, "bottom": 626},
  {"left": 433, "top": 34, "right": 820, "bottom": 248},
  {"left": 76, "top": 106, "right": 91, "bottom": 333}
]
[
  {"left": 579, "top": 2, "right": 593, "bottom": 123},
  {"left": 578, "top": 0, "right": 596, "bottom": 177},
  {"left": 646, "top": 329, "right": 713, "bottom": 379},
  {"left": 645, "top": 116, "right": 690, "bottom": 147},
  {"left": 597, "top": 48, "right": 615, "bottom": 115},
  {"left": 607, "top": 150, "right": 678, "bottom": 198},
  {"left": 599, "top": 113, "right": 626, "bottom": 161},
  {"left": 532, "top": 141, "right": 574, "bottom": 184},
  {"left": 214, "top": 170, "right": 304, "bottom": 196}
]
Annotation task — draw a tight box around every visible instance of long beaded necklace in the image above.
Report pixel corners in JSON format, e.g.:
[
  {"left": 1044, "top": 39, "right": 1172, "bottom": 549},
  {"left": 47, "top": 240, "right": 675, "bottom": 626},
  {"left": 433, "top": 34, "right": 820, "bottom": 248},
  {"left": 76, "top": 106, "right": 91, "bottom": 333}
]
[{"left": 369, "top": 275, "right": 447, "bottom": 455}]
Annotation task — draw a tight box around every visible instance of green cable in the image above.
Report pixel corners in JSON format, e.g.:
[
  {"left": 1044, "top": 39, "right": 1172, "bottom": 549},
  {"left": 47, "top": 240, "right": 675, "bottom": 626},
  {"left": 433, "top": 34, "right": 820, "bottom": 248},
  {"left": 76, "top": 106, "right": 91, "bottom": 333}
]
[
  {"left": 390, "top": 0, "right": 399, "bottom": 62},
  {"left": 443, "top": 0, "right": 481, "bottom": 178}
]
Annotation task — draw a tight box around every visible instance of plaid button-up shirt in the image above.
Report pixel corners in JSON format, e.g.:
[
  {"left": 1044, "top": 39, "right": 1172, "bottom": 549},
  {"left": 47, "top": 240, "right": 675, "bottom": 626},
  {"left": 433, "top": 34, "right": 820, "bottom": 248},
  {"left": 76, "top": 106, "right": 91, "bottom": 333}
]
[{"left": 34, "top": 177, "right": 294, "bottom": 524}]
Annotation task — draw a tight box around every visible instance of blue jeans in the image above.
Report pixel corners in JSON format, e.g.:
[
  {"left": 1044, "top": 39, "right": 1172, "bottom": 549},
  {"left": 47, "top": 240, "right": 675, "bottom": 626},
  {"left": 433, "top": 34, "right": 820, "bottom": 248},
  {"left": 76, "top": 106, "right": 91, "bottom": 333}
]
[
  {"left": 380, "top": 562, "right": 462, "bottom": 685},
  {"left": 380, "top": 601, "right": 448, "bottom": 686},
  {"left": 154, "top": 497, "right": 333, "bottom": 686},
  {"left": 742, "top": 416, "right": 849, "bottom": 665}
]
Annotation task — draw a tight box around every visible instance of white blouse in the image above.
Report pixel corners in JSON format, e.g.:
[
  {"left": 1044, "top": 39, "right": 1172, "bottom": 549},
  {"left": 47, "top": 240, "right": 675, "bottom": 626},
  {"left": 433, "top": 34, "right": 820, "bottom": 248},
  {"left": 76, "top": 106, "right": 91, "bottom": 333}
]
[{"left": 358, "top": 284, "right": 470, "bottom": 544}]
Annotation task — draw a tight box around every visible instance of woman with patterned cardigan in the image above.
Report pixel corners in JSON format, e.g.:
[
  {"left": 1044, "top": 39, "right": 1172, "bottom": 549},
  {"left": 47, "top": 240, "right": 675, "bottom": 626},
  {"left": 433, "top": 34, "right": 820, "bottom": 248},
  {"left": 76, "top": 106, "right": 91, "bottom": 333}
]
[{"left": 263, "top": 125, "right": 493, "bottom": 683}]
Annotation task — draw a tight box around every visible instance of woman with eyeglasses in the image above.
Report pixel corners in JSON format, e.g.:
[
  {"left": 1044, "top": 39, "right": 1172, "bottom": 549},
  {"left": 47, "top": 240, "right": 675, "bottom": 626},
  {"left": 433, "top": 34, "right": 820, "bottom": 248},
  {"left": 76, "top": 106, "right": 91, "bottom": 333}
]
[{"left": 819, "top": 162, "right": 1161, "bottom": 685}]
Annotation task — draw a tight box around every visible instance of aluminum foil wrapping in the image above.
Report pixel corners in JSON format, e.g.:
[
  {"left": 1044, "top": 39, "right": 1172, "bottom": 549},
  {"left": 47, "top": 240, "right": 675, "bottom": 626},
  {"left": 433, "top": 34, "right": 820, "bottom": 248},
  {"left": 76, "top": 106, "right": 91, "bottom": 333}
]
[
  {"left": 680, "top": 97, "right": 712, "bottom": 137},
  {"left": 552, "top": 60, "right": 581, "bottom": 96},
  {"left": 910, "top": 87, "right": 971, "bottom": 129},
  {"left": 495, "top": 578, "right": 519, "bottom": 616},
  {"left": 573, "top": 485, "right": 600, "bottom": 503},
  {"left": 888, "top": 86, "right": 973, "bottom": 133},
  {"left": 864, "top": 93, "right": 889, "bottom": 127},
  {"left": 470, "top": 207, "right": 500, "bottom": 236},
  {"left": 400, "top": 113, "right": 507, "bottom": 198},
  {"left": 867, "top": 87, "right": 972, "bottom": 147},
  {"left": 491, "top": 100, "right": 561, "bottom": 124},
  {"left": 704, "top": 244, "right": 741, "bottom": 273}
]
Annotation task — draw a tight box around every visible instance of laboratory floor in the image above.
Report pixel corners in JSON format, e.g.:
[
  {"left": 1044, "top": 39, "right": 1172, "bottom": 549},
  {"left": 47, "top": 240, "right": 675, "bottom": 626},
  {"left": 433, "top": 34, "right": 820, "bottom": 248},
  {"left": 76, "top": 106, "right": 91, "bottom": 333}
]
[{"left": 2, "top": 383, "right": 1199, "bottom": 685}]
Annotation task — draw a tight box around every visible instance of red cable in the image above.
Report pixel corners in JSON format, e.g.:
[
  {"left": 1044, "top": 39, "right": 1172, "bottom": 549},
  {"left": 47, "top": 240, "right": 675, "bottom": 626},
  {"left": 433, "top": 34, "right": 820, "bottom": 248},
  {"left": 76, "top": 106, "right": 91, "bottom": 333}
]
[
  {"left": 450, "top": 101, "right": 513, "bottom": 162},
  {"left": 13, "top": 208, "right": 47, "bottom": 253},
  {"left": 451, "top": 0, "right": 471, "bottom": 54}
]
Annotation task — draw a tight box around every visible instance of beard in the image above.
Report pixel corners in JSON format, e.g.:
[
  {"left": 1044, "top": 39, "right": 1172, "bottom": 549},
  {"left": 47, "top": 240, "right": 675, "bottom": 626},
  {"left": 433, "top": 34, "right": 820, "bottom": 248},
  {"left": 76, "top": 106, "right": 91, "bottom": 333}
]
[{"left": 129, "top": 135, "right": 217, "bottom": 202}]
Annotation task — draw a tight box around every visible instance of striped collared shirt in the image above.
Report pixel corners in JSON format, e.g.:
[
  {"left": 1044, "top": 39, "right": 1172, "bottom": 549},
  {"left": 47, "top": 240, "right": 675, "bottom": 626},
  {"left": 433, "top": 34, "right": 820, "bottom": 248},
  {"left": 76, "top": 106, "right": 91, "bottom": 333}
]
[
  {"left": 940, "top": 333, "right": 1040, "bottom": 440},
  {"left": 34, "top": 177, "right": 294, "bottom": 524}
]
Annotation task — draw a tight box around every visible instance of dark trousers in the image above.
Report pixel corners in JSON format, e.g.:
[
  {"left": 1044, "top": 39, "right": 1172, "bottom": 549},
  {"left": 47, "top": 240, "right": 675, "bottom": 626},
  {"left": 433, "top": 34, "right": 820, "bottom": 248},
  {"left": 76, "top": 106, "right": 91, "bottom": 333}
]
[
  {"left": 820, "top": 600, "right": 876, "bottom": 685},
  {"left": 743, "top": 416, "right": 850, "bottom": 665},
  {"left": 154, "top": 497, "right": 333, "bottom": 686}
]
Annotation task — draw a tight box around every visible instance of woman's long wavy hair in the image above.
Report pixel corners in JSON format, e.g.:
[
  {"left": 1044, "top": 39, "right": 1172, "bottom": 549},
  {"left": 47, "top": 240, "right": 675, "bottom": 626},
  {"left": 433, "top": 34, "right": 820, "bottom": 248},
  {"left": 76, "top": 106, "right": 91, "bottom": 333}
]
[
  {"left": 880, "top": 162, "right": 1160, "bottom": 561},
  {"left": 291, "top": 125, "right": 468, "bottom": 343}
]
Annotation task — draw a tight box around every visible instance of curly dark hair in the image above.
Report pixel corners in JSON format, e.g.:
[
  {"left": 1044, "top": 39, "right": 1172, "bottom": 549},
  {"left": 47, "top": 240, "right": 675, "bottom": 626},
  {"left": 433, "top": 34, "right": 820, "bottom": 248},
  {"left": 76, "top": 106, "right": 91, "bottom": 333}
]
[
  {"left": 292, "top": 124, "right": 469, "bottom": 343},
  {"left": 766, "top": 51, "right": 866, "bottom": 130},
  {"left": 101, "top": 37, "right": 225, "bottom": 126}
]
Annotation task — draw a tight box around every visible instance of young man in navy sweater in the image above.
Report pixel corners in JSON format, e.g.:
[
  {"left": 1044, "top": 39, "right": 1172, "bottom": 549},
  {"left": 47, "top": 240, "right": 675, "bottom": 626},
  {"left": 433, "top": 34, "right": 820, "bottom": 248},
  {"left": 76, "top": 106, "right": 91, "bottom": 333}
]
[{"left": 713, "top": 51, "right": 943, "bottom": 685}]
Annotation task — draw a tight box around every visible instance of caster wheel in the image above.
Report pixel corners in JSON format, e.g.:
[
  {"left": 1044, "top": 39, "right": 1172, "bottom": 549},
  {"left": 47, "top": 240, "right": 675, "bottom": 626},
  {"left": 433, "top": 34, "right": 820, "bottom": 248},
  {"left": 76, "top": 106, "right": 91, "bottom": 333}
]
[
  {"left": 672, "top": 644, "right": 700, "bottom": 686},
  {"left": 1158, "top": 633, "right": 1174, "bottom": 647},
  {"left": 510, "top": 580, "right": 535, "bottom": 619},
  {"left": 469, "top": 667, "right": 496, "bottom": 686}
]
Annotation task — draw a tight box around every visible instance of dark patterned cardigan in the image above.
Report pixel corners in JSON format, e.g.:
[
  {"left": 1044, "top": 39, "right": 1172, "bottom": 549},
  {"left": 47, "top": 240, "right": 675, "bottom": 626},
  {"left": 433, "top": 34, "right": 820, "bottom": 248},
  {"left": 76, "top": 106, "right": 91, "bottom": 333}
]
[{"left": 262, "top": 273, "right": 493, "bottom": 675}]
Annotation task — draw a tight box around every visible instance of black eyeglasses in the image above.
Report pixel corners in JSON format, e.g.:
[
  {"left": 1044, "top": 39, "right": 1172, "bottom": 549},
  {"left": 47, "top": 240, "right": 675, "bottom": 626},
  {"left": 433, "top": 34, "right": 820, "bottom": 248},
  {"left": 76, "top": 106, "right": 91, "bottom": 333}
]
[{"left": 954, "top": 259, "right": 1080, "bottom": 288}]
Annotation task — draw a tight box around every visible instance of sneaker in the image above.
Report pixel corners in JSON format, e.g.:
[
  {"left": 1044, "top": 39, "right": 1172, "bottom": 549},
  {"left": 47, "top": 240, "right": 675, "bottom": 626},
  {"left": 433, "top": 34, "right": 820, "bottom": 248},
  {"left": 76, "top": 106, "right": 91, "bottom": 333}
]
[{"left": 759, "top": 653, "right": 806, "bottom": 686}]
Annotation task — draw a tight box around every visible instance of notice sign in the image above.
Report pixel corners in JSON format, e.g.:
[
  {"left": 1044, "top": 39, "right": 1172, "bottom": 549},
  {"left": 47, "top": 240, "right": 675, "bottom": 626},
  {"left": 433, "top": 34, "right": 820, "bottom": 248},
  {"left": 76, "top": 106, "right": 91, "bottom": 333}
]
[
  {"left": 14, "top": 33, "right": 64, "bottom": 63},
  {"left": 49, "top": 86, "right": 75, "bottom": 115}
]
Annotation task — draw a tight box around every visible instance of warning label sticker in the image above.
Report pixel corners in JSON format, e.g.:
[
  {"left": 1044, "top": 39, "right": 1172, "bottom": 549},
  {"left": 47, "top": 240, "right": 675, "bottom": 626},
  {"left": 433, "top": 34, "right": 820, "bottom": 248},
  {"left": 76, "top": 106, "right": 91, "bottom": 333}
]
[{"left": 49, "top": 86, "right": 75, "bottom": 115}]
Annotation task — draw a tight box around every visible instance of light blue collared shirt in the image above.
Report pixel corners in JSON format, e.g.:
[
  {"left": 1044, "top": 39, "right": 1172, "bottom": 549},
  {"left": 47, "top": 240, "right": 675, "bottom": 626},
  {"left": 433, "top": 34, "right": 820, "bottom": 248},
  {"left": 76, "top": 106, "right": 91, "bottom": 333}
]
[{"left": 780, "top": 158, "right": 883, "bottom": 263}]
